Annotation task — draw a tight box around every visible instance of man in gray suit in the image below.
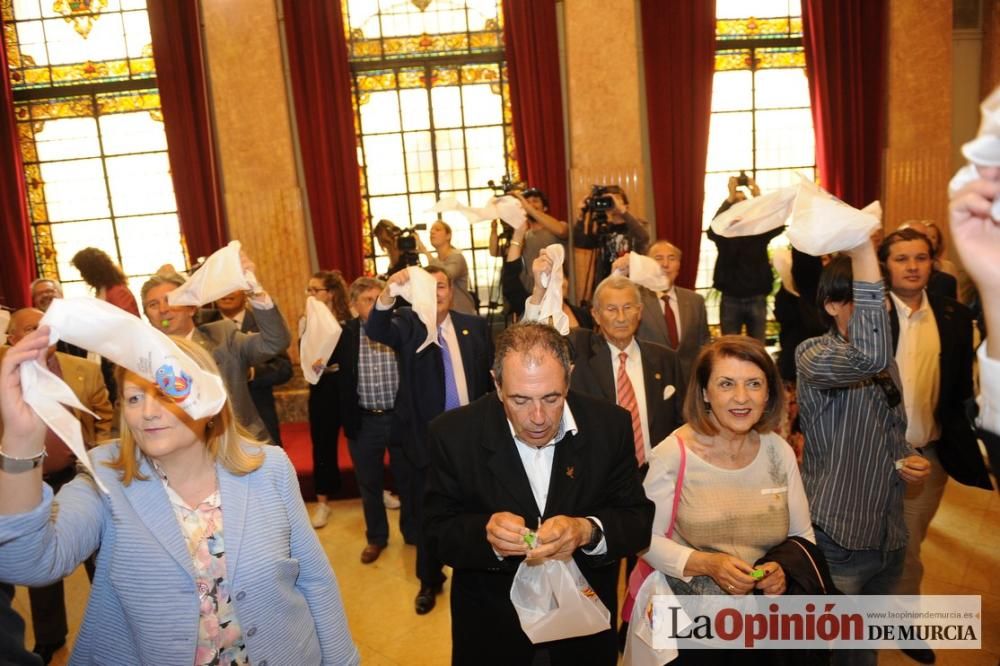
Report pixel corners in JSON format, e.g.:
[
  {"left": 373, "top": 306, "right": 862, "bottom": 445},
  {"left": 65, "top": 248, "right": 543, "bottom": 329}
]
[
  {"left": 139, "top": 265, "right": 291, "bottom": 444},
  {"left": 632, "top": 240, "right": 710, "bottom": 387}
]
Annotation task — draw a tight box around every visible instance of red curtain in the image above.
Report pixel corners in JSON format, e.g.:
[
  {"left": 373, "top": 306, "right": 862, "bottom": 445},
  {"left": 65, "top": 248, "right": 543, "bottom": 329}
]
[
  {"left": 147, "top": 0, "right": 227, "bottom": 263},
  {"left": 281, "top": 0, "right": 365, "bottom": 279},
  {"left": 802, "top": 0, "right": 886, "bottom": 209},
  {"left": 502, "top": 0, "right": 568, "bottom": 222},
  {"left": 639, "top": 0, "right": 716, "bottom": 289},
  {"left": 0, "top": 18, "right": 35, "bottom": 309}
]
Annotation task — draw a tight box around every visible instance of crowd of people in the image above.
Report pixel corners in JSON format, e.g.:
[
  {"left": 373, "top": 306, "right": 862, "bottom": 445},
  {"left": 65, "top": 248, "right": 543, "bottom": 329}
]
[{"left": 1, "top": 156, "right": 999, "bottom": 666}]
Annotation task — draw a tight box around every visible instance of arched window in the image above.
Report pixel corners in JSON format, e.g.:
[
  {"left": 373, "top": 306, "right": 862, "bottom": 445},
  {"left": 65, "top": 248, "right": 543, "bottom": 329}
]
[
  {"left": 345, "top": 0, "right": 516, "bottom": 307},
  {"left": 4, "top": 0, "right": 186, "bottom": 301},
  {"left": 696, "top": 0, "right": 815, "bottom": 329}
]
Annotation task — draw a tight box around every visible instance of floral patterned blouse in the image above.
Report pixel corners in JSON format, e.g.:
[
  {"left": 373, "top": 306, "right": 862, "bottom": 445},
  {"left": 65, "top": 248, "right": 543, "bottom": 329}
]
[{"left": 160, "top": 476, "right": 249, "bottom": 665}]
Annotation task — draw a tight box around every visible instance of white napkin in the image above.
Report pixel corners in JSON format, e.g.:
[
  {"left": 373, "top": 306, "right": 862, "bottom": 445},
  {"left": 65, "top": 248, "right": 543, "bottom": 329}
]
[
  {"left": 709, "top": 185, "right": 797, "bottom": 237},
  {"left": 388, "top": 266, "right": 439, "bottom": 352},
  {"left": 299, "top": 296, "right": 342, "bottom": 385},
  {"left": 785, "top": 180, "right": 880, "bottom": 256},
  {"left": 167, "top": 241, "right": 253, "bottom": 307},
  {"left": 25, "top": 298, "right": 228, "bottom": 493},
  {"left": 627, "top": 252, "right": 671, "bottom": 293},
  {"left": 431, "top": 195, "right": 527, "bottom": 230},
  {"left": 535, "top": 244, "right": 569, "bottom": 335}
]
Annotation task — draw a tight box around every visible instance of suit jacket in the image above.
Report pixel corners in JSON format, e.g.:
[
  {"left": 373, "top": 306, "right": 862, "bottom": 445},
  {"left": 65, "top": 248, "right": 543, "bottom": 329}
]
[
  {"left": 240, "top": 309, "right": 293, "bottom": 445},
  {"left": 636, "top": 286, "right": 710, "bottom": 385},
  {"left": 567, "top": 328, "right": 685, "bottom": 450},
  {"left": 889, "top": 293, "right": 992, "bottom": 489},
  {"left": 0, "top": 445, "right": 359, "bottom": 665},
  {"left": 190, "top": 305, "right": 291, "bottom": 444},
  {"left": 424, "top": 391, "right": 655, "bottom": 665},
  {"left": 335, "top": 317, "right": 404, "bottom": 442},
  {"left": 364, "top": 306, "right": 493, "bottom": 467},
  {"left": 0, "top": 349, "right": 113, "bottom": 448}
]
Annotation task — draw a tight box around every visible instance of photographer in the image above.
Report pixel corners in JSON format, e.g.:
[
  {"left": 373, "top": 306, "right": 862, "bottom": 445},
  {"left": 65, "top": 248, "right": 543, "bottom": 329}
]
[
  {"left": 707, "top": 172, "right": 780, "bottom": 342},
  {"left": 373, "top": 219, "right": 424, "bottom": 277},
  {"left": 489, "top": 187, "right": 568, "bottom": 293},
  {"left": 573, "top": 185, "right": 651, "bottom": 301}
]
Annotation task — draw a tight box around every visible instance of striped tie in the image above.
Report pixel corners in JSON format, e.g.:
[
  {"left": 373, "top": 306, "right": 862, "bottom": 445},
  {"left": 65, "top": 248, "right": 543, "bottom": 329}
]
[{"left": 616, "top": 351, "right": 645, "bottom": 465}]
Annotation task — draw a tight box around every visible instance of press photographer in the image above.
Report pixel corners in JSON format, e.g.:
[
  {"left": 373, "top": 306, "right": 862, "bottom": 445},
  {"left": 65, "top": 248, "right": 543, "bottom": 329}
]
[
  {"left": 489, "top": 185, "right": 568, "bottom": 293},
  {"left": 373, "top": 219, "right": 426, "bottom": 276},
  {"left": 573, "top": 184, "right": 650, "bottom": 301}
]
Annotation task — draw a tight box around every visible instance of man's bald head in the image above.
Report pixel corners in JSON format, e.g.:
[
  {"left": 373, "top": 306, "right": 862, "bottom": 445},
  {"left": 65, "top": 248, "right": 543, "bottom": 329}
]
[{"left": 8, "top": 308, "right": 44, "bottom": 345}]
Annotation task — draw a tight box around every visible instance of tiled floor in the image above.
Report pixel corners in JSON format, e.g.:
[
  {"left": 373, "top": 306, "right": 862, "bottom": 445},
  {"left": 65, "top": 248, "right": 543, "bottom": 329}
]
[{"left": 11, "top": 480, "right": 999, "bottom": 665}]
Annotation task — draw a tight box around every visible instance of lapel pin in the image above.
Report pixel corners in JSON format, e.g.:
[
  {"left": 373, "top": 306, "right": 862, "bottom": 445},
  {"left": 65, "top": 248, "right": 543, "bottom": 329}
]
[
  {"left": 655, "top": 372, "right": 661, "bottom": 380},
  {"left": 462, "top": 329, "right": 469, "bottom": 335},
  {"left": 565, "top": 466, "right": 575, "bottom": 479}
]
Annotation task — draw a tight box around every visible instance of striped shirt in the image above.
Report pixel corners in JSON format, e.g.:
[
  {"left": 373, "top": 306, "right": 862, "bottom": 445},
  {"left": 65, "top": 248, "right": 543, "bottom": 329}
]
[
  {"left": 795, "top": 280, "right": 915, "bottom": 551},
  {"left": 358, "top": 324, "right": 400, "bottom": 410}
]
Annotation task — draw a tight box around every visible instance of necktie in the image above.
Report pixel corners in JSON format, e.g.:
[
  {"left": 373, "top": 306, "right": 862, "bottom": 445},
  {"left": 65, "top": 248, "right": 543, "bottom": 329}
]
[
  {"left": 439, "top": 325, "right": 461, "bottom": 411},
  {"left": 616, "top": 351, "right": 645, "bottom": 465},
  {"left": 662, "top": 294, "right": 679, "bottom": 349}
]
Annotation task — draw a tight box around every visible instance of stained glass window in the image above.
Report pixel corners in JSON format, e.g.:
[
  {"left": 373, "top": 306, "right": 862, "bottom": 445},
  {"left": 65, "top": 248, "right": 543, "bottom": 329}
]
[
  {"left": 346, "top": 0, "right": 516, "bottom": 311},
  {"left": 4, "top": 0, "right": 185, "bottom": 303},
  {"left": 696, "top": 0, "right": 815, "bottom": 330}
]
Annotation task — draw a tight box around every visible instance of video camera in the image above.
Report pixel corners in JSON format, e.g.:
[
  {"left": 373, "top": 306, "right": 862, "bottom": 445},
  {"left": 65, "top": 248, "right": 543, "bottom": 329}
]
[
  {"left": 582, "top": 184, "right": 618, "bottom": 237},
  {"left": 393, "top": 223, "right": 426, "bottom": 267},
  {"left": 487, "top": 174, "right": 525, "bottom": 196}
]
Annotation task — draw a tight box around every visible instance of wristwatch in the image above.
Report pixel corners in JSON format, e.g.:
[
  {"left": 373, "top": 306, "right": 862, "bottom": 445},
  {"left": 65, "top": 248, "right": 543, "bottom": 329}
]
[
  {"left": 0, "top": 446, "right": 46, "bottom": 473},
  {"left": 585, "top": 517, "right": 603, "bottom": 550}
]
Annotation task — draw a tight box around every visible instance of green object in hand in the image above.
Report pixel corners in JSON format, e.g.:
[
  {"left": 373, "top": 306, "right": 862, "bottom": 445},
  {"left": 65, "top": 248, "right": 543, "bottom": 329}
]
[
  {"left": 524, "top": 530, "right": 537, "bottom": 549},
  {"left": 751, "top": 568, "right": 765, "bottom": 581}
]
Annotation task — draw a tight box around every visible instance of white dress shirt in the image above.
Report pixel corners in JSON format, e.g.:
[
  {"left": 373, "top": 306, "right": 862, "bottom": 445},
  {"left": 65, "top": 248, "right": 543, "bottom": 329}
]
[
  {"left": 890, "top": 291, "right": 941, "bottom": 447},
  {"left": 227, "top": 309, "right": 246, "bottom": 329},
  {"left": 439, "top": 314, "right": 470, "bottom": 406},
  {"left": 657, "top": 287, "right": 683, "bottom": 342},
  {"left": 608, "top": 337, "right": 651, "bottom": 461}
]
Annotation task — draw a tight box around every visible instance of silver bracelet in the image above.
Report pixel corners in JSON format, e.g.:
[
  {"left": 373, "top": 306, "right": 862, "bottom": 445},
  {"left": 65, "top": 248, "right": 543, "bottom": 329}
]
[{"left": 0, "top": 445, "right": 46, "bottom": 473}]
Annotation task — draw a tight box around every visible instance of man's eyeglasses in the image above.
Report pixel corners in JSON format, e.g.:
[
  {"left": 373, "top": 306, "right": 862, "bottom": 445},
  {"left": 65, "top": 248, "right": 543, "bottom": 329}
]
[
  {"left": 872, "top": 370, "right": 901, "bottom": 409},
  {"left": 305, "top": 287, "right": 329, "bottom": 295}
]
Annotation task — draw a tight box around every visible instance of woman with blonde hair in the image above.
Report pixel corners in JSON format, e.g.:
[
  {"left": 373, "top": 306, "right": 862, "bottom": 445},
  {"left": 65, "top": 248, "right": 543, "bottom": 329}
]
[
  {"left": 420, "top": 220, "right": 477, "bottom": 314},
  {"left": 0, "top": 331, "right": 358, "bottom": 665}
]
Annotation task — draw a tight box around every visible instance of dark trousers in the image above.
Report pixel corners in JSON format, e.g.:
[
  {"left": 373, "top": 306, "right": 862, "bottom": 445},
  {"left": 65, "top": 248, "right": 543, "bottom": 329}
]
[
  {"left": 309, "top": 377, "right": 342, "bottom": 497},
  {"left": 720, "top": 294, "right": 767, "bottom": 342},
  {"left": 347, "top": 411, "right": 414, "bottom": 546},
  {"left": 30, "top": 468, "right": 96, "bottom": 646},
  {"left": 400, "top": 461, "right": 445, "bottom": 588}
]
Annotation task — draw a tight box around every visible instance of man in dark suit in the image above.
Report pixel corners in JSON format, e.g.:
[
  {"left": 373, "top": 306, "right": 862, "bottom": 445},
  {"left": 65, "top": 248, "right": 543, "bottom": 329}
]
[
  {"left": 211, "top": 290, "right": 293, "bottom": 446},
  {"left": 365, "top": 264, "right": 493, "bottom": 614},
  {"left": 632, "top": 240, "right": 710, "bottom": 386},
  {"left": 524, "top": 257, "right": 684, "bottom": 466},
  {"left": 424, "top": 322, "right": 654, "bottom": 665},
  {"left": 880, "top": 228, "right": 992, "bottom": 664},
  {"left": 335, "top": 277, "right": 413, "bottom": 565}
]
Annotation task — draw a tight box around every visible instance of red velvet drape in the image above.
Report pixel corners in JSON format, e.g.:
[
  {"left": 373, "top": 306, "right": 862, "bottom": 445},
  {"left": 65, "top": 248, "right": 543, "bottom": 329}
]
[
  {"left": 802, "top": 0, "right": 886, "bottom": 209},
  {"left": 0, "top": 18, "right": 35, "bottom": 309},
  {"left": 147, "top": 0, "right": 227, "bottom": 263},
  {"left": 502, "top": 0, "right": 568, "bottom": 222},
  {"left": 639, "top": 0, "right": 716, "bottom": 289},
  {"left": 281, "top": 0, "right": 365, "bottom": 279}
]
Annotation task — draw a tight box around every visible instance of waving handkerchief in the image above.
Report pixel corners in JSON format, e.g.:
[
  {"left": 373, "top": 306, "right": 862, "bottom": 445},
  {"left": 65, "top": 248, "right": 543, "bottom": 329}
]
[
  {"left": 432, "top": 195, "right": 527, "bottom": 229},
  {"left": 786, "top": 181, "right": 879, "bottom": 256},
  {"left": 710, "top": 185, "right": 797, "bottom": 237},
  {"left": 388, "top": 266, "right": 439, "bottom": 352},
  {"left": 300, "top": 296, "right": 342, "bottom": 385},
  {"left": 536, "top": 244, "right": 569, "bottom": 335},
  {"left": 627, "top": 252, "right": 671, "bottom": 292},
  {"left": 961, "top": 86, "right": 1000, "bottom": 166},
  {"left": 167, "top": 240, "right": 251, "bottom": 306}
]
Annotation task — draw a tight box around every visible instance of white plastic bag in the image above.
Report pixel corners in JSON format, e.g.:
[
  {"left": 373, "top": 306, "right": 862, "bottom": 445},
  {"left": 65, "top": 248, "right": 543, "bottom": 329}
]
[
  {"left": 510, "top": 559, "right": 611, "bottom": 644},
  {"left": 622, "top": 570, "right": 685, "bottom": 666}
]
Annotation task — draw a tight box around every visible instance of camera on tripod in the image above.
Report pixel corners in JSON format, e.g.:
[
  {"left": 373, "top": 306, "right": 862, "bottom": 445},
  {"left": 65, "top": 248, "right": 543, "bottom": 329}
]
[
  {"left": 582, "top": 184, "right": 618, "bottom": 237},
  {"left": 373, "top": 219, "right": 427, "bottom": 272},
  {"left": 487, "top": 174, "right": 525, "bottom": 197}
]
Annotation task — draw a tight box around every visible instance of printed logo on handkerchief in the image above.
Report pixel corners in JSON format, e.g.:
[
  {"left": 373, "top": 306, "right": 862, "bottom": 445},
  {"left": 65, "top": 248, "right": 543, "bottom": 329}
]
[{"left": 155, "top": 364, "right": 193, "bottom": 401}]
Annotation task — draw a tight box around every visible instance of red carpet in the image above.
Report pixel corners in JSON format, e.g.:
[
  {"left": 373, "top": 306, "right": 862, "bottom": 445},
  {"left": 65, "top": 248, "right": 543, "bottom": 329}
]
[{"left": 280, "top": 422, "right": 391, "bottom": 502}]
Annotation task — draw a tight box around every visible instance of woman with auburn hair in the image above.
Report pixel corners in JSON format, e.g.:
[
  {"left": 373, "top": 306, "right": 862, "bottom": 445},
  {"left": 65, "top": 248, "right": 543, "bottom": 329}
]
[
  {"left": 640, "top": 335, "right": 814, "bottom": 597},
  {"left": 0, "top": 333, "right": 358, "bottom": 665},
  {"left": 70, "top": 247, "right": 140, "bottom": 317}
]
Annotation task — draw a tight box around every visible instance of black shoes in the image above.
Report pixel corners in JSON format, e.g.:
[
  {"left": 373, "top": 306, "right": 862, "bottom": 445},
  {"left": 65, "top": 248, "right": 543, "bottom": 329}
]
[
  {"left": 414, "top": 583, "right": 443, "bottom": 615},
  {"left": 33, "top": 639, "right": 66, "bottom": 665}
]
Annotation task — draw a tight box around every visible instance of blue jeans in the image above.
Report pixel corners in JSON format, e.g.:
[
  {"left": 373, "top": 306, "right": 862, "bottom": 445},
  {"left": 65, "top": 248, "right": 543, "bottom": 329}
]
[
  {"left": 719, "top": 294, "right": 767, "bottom": 341},
  {"left": 347, "top": 412, "right": 413, "bottom": 547},
  {"left": 814, "top": 527, "right": 905, "bottom": 666}
]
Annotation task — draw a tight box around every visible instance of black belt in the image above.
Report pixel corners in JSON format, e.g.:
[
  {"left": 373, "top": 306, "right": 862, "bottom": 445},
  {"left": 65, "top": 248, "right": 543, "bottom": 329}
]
[{"left": 360, "top": 407, "right": 394, "bottom": 415}]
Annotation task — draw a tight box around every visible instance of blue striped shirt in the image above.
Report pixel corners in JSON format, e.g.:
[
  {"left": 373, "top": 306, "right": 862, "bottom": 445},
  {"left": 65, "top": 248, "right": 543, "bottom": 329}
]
[{"left": 795, "top": 280, "right": 915, "bottom": 551}]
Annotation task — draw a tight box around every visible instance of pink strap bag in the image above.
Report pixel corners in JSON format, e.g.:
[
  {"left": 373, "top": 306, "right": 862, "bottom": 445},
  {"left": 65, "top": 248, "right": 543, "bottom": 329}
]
[{"left": 621, "top": 436, "right": 686, "bottom": 621}]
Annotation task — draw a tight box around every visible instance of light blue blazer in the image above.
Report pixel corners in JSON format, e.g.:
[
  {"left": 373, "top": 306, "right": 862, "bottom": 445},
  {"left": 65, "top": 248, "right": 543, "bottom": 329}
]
[{"left": 0, "top": 443, "right": 359, "bottom": 665}]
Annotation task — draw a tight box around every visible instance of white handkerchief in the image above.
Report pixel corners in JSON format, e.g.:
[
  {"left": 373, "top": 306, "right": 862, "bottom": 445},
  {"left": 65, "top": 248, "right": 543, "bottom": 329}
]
[
  {"left": 300, "top": 296, "right": 342, "bottom": 385},
  {"left": 27, "top": 298, "right": 228, "bottom": 493},
  {"left": 431, "top": 195, "right": 527, "bottom": 229},
  {"left": 662, "top": 385, "right": 675, "bottom": 401},
  {"left": 961, "top": 135, "right": 1000, "bottom": 167},
  {"left": 786, "top": 181, "right": 879, "bottom": 256},
  {"left": 710, "top": 185, "right": 797, "bottom": 237},
  {"left": 167, "top": 240, "right": 251, "bottom": 306},
  {"left": 388, "top": 266, "right": 439, "bottom": 352},
  {"left": 627, "top": 252, "right": 671, "bottom": 292},
  {"left": 949, "top": 163, "right": 980, "bottom": 198},
  {"left": 536, "top": 244, "right": 569, "bottom": 335}
]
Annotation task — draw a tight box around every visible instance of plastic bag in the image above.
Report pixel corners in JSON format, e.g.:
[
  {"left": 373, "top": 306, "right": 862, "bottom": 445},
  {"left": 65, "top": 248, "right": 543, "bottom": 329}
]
[
  {"left": 622, "top": 569, "right": 685, "bottom": 666},
  {"left": 510, "top": 558, "right": 611, "bottom": 644}
]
